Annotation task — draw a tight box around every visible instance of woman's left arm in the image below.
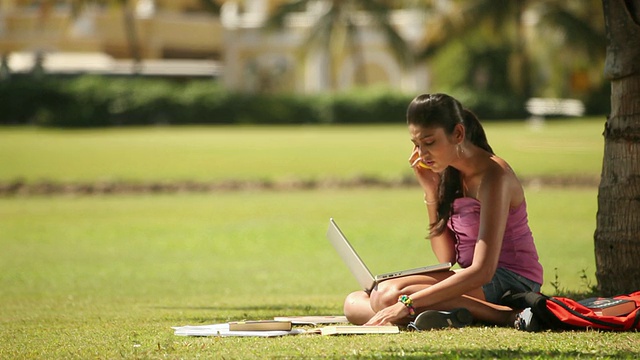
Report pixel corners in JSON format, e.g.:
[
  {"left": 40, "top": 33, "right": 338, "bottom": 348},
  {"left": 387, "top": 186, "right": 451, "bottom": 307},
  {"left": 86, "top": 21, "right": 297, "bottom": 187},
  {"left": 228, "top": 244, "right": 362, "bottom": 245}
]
[{"left": 465, "top": 166, "right": 514, "bottom": 283}]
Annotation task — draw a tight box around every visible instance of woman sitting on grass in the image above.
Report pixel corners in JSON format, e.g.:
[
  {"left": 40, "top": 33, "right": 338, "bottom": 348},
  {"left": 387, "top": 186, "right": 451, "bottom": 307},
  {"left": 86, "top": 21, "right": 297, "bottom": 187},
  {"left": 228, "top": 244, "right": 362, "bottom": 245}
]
[{"left": 343, "top": 93, "right": 543, "bottom": 330}]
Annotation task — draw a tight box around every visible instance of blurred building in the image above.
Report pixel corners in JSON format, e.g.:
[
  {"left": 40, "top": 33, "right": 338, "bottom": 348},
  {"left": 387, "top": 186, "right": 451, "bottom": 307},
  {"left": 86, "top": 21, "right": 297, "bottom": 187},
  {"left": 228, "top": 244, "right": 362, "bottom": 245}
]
[
  {"left": 0, "top": 0, "right": 428, "bottom": 93},
  {"left": 0, "top": 0, "right": 223, "bottom": 58}
]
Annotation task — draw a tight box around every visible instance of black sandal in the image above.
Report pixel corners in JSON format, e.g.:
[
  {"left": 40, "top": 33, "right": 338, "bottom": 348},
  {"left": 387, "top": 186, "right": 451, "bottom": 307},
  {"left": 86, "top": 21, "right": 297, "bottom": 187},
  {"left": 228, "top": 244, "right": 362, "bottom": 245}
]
[{"left": 408, "top": 308, "right": 473, "bottom": 331}]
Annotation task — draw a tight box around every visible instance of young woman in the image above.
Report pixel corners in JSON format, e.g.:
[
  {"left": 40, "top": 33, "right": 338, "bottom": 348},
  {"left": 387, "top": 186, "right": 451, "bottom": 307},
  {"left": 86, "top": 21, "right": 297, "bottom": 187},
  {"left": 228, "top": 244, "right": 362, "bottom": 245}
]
[{"left": 343, "top": 93, "right": 543, "bottom": 329}]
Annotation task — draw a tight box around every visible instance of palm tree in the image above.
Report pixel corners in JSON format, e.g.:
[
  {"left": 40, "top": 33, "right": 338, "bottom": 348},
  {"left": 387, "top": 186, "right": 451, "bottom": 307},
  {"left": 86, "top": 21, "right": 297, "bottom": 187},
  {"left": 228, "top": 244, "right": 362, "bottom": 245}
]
[
  {"left": 117, "top": 0, "right": 142, "bottom": 74},
  {"left": 529, "top": 0, "right": 606, "bottom": 99},
  {"left": 416, "top": 0, "right": 605, "bottom": 101},
  {"left": 265, "top": 0, "right": 413, "bottom": 90},
  {"left": 595, "top": 0, "right": 640, "bottom": 295}
]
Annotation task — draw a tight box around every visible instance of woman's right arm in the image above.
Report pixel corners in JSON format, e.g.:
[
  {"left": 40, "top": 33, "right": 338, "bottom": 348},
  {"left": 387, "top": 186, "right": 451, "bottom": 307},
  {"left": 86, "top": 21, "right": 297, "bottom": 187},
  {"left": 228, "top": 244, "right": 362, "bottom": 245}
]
[
  {"left": 410, "top": 146, "right": 456, "bottom": 264},
  {"left": 424, "top": 199, "right": 457, "bottom": 264}
]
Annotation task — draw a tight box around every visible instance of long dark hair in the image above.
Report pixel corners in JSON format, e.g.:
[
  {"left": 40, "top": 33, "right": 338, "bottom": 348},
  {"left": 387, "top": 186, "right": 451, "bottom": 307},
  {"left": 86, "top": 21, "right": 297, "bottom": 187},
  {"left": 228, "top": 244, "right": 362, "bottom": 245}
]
[{"left": 407, "top": 93, "right": 494, "bottom": 235}]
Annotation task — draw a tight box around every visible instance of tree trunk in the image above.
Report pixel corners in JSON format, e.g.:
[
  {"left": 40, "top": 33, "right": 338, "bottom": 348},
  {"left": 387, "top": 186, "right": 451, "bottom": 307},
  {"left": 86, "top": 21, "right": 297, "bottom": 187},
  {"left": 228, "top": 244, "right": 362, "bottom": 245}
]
[
  {"left": 595, "top": 0, "right": 640, "bottom": 295},
  {"left": 121, "top": 0, "right": 142, "bottom": 74}
]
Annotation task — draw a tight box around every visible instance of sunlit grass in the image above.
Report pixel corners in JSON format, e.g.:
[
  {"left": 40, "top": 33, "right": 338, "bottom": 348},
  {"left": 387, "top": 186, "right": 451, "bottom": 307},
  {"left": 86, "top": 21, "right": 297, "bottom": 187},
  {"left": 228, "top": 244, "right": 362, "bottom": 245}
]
[
  {"left": 0, "top": 187, "right": 621, "bottom": 359},
  {"left": 0, "top": 188, "right": 597, "bottom": 299},
  {"left": 0, "top": 118, "right": 604, "bottom": 183},
  {"left": 1, "top": 119, "right": 632, "bottom": 359}
]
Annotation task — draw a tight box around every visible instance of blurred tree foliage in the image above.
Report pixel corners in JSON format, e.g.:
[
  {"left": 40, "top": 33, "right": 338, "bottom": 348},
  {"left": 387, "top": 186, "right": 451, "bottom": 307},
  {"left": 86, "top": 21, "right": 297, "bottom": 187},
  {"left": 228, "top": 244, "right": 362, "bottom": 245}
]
[
  {"left": 417, "top": 0, "right": 606, "bottom": 114},
  {"left": 266, "top": 0, "right": 412, "bottom": 89},
  {"left": 264, "top": 0, "right": 607, "bottom": 116}
]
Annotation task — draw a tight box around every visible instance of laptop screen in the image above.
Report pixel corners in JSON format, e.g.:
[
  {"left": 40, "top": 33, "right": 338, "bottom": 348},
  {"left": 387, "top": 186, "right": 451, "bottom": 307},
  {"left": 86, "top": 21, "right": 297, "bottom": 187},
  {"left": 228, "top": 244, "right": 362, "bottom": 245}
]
[{"left": 326, "top": 218, "right": 376, "bottom": 292}]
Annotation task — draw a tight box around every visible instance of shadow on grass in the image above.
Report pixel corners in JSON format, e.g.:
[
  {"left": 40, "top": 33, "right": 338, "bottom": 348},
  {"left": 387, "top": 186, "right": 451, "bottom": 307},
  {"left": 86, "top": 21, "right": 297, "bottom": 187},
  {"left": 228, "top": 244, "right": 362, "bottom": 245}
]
[
  {"left": 156, "top": 304, "right": 342, "bottom": 324},
  {"left": 155, "top": 304, "right": 337, "bottom": 313},
  {"left": 367, "top": 349, "right": 639, "bottom": 359}
]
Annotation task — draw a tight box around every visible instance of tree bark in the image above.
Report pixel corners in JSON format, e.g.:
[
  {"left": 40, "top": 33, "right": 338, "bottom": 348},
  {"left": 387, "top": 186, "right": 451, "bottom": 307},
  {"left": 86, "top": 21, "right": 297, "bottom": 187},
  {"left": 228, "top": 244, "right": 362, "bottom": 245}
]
[
  {"left": 595, "top": 0, "right": 640, "bottom": 295},
  {"left": 121, "top": 0, "right": 142, "bottom": 74}
]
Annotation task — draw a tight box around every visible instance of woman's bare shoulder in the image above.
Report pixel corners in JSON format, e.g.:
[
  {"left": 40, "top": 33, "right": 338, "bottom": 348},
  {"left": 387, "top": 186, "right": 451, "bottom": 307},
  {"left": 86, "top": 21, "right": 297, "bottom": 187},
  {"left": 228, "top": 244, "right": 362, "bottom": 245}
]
[{"left": 483, "top": 156, "right": 525, "bottom": 205}]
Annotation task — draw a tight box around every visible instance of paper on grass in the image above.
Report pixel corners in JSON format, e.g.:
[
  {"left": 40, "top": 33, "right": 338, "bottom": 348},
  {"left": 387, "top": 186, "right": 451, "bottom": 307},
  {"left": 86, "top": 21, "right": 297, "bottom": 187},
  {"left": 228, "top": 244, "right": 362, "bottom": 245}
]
[{"left": 172, "top": 323, "right": 304, "bottom": 337}]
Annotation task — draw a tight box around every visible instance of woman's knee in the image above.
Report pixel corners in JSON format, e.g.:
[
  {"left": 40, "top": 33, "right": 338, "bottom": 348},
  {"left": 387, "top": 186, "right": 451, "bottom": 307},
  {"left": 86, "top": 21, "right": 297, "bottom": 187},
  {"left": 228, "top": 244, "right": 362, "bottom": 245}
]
[
  {"left": 369, "top": 278, "right": 439, "bottom": 311},
  {"left": 343, "top": 291, "right": 362, "bottom": 311},
  {"left": 343, "top": 291, "right": 374, "bottom": 325},
  {"left": 369, "top": 281, "right": 404, "bottom": 311}
]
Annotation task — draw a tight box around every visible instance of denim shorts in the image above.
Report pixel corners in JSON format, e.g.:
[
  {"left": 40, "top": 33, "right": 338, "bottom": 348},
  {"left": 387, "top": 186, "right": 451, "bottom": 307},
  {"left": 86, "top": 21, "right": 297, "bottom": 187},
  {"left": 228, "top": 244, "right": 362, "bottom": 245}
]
[{"left": 482, "top": 267, "right": 541, "bottom": 304}]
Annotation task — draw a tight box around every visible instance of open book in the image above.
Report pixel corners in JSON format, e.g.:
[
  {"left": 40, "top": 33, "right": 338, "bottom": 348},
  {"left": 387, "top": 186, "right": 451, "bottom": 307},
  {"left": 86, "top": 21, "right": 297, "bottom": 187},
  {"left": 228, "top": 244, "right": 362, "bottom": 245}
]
[{"left": 306, "top": 325, "right": 399, "bottom": 336}]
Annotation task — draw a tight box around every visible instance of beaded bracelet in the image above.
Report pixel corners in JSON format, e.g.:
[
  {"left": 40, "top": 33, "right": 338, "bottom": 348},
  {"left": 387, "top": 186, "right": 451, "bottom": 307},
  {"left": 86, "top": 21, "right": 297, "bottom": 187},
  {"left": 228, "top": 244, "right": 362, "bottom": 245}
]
[{"left": 398, "top": 294, "right": 416, "bottom": 316}]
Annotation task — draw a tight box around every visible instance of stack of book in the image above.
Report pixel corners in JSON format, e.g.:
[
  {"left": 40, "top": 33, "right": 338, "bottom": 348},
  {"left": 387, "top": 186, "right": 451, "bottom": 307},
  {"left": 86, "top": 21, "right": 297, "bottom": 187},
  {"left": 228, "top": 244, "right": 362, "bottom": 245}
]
[{"left": 577, "top": 297, "right": 637, "bottom": 316}]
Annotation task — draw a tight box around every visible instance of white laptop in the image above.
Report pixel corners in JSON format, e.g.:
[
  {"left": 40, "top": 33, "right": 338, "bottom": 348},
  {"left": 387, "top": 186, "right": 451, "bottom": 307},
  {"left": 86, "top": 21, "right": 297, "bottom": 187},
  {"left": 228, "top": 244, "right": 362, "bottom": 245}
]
[{"left": 326, "top": 218, "right": 452, "bottom": 293}]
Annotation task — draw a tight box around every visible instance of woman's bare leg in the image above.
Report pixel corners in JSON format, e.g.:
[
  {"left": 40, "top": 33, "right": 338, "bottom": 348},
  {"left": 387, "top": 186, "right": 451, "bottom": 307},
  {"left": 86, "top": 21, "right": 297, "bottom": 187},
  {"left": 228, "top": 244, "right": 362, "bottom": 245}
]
[
  {"left": 343, "top": 290, "right": 377, "bottom": 325},
  {"left": 368, "top": 272, "right": 516, "bottom": 326}
]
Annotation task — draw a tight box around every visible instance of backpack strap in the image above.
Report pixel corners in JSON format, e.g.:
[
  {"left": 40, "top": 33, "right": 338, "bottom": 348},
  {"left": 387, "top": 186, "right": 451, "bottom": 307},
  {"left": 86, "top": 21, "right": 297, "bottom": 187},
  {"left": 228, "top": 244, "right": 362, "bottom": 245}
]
[{"left": 631, "top": 308, "right": 640, "bottom": 329}]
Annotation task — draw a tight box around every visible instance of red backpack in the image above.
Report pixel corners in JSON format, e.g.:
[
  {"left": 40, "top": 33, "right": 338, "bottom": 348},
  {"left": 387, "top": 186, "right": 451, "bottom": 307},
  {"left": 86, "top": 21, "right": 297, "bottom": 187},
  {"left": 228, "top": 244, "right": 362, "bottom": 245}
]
[{"left": 504, "top": 291, "right": 640, "bottom": 331}]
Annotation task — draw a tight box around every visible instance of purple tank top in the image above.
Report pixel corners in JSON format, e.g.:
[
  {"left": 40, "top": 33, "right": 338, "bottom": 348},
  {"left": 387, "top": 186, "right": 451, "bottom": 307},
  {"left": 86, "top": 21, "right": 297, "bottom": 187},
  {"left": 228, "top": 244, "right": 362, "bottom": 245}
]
[{"left": 447, "top": 197, "right": 544, "bottom": 285}]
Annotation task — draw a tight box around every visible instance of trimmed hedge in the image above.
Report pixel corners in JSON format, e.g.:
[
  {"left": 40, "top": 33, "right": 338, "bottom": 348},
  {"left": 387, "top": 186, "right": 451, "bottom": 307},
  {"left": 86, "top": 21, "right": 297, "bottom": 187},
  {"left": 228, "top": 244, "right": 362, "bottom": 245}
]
[
  {"left": 0, "top": 76, "right": 416, "bottom": 126},
  {"left": 0, "top": 76, "right": 534, "bottom": 127}
]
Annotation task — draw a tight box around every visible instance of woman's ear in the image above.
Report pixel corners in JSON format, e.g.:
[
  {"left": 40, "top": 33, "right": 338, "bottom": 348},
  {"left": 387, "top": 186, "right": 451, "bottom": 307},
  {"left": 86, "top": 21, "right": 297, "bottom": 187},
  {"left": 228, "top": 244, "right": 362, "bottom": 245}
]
[{"left": 453, "top": 123, "right": 465, "bottom": 144}]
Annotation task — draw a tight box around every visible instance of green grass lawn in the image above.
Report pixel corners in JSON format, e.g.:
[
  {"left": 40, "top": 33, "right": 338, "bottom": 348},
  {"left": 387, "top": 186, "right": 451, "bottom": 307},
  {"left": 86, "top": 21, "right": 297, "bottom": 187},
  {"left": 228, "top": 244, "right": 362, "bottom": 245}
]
[
  {"left": 2, "top": 119, "right": 637, "bottom": 359},
  {"left": 0, "top": 118, "right": 604, "bottom": 183},
  {"left": 2, "top": 189, "right": 636, "bottom": 359}
]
